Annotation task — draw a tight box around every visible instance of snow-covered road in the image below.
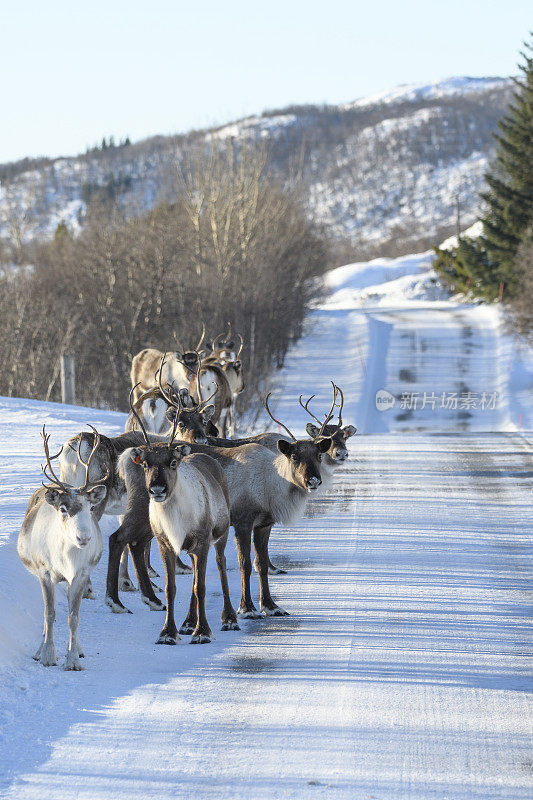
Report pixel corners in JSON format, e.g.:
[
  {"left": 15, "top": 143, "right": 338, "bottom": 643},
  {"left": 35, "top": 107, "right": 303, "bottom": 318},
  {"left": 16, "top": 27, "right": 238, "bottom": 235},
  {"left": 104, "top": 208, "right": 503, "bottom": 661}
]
[{"left": 1, "top": 252, "right": 532, "bottom": 799}]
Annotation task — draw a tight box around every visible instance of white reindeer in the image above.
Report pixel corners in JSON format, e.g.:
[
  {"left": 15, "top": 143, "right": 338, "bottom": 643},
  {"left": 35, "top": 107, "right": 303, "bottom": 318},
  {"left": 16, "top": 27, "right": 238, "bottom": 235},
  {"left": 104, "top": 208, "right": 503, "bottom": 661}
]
[{"left": 17, "top": 426, "right": 107, "bottom": 670}]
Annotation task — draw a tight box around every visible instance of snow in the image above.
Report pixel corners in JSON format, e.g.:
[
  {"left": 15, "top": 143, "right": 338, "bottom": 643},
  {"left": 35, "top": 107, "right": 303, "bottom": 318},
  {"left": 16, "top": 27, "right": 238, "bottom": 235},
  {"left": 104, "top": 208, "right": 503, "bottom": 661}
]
[
  {"left": 208, "top": 113, "right": 298, "bottom": 140},
  {"left": 265, "top": 252, "right": 533, "bottom": 435},
  {"left": 1, "top": 253, "right": 532, "bottom": 798},
  {"left": 346, "top": 76, "right": 510, "bottom": 109},
  {"left": 0, "top": 76, "right": 510, "bottom": 257},
  {"left": 440, "top": 220, "right": 483, "bottom": 251}
]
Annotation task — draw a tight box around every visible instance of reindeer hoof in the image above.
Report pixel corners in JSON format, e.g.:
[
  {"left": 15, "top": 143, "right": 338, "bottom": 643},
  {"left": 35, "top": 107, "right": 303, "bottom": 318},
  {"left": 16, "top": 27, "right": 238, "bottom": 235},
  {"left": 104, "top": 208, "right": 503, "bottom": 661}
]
[
  {"left": 63, "top": 654, "right": 84, "bottom": 671},
  {"left": 105, "top": 595, "right": 132, "bottom": 614},
  {"left": 147, "top": 567, "right": 160, "bottom": 578},
  {"left": 118, "top": 577, "right": 137, "bottom": 592},
  {"left": 268, "top": 566, "right": 287, "bottom": 575},
  {"left": 175, "top": 565, "right": 193, "bottom": 575},
  {"left": 83, "top": 585, "right": 96, "bottom": 599},
  {"left": 190, "top": 632, "right": 213, "bottom": 644},
  {"left": 262, "top": 605, "right": 289, "bottom": 616},
  {"left": 179, "top": 623, "right": 195, "bottom": 635},
  {"left": 150, "top": 581, "right": 163, "bottom": 593},
  {"left": 221, "top": 620, "right": 240, "bottom": 631},
  {"left": 156, "top": 633, "right": 179, "bottom": 645},
  {"left": 37, "top": 644, "right": 58, "bottom": 666},
  {"left": 237, "top": 606, "right": 263, "bottom": 619},
  {"left": 141, "top": 595, "right": 166, "bottom": 611}
]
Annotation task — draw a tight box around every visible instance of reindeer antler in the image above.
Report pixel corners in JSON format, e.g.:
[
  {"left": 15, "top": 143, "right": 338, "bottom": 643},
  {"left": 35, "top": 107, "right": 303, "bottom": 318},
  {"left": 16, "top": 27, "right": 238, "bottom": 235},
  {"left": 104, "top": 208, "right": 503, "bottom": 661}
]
[
  {"left": 129, "top": 384, "right": 153, "bottom": 448},
  {"left": 317, "top": 382, "right": 339, "bottom": 439},
  {"left": 299, "top": 393, "right": 322, "bottom": 426},
  {"left": 299, "top": 383, "right": 340, "bottom": 440},
  {"left": 264, "top": 393, "right": 297, "bottom": 441},
  {"left": 198, "top": 383, "right": 218, "bottom": 410},
  {"left": 172, "top": 330, "right": 185, "bottom": 354},
  {"left": 212, "top": 321, "right": 232, "bottom": 350},
  {"left": 41, "top": 425, "right": 70, "bottom": 491},
  {"left": 76, "top": 425, "right": 109, "bottom": 490},
  {"left": 235, "top": 332, "right": 244, "bottom": 360},
  {"left": 156, "top": 354, "right": 179, "bottom": 409},
  {"left": 195, "top": 321, "right": 206, "bottom": 353},
  {"left": 334, "top": 383, "right": 344, "bottom": 427}
]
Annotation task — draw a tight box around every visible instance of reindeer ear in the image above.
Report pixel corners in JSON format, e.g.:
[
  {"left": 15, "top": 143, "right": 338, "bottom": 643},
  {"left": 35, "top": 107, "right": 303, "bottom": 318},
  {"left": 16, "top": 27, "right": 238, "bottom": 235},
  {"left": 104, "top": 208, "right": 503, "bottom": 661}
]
[
  {"left": 306, "top": 423, "right": 320, "bottom": 438},
  {"left": 173, "top": 444, "right": 191, "bottom": 459},
  {"left": 44, "top": 487, "right": 62, "bottom": 507},
  {"left": 202, "top": 404, "right": 215, "bottom": 422},
  {"left": 88, "top": 484, "right": 107, "bottom": 506},
  {"left": 179, "top": 388, "right": 194, "bottom": 408},
  {"left": 130, "top": 447, "right": 142, "bottom": 464},
  {"left": 318, "top": 437, "right": 332, "bottom": 453},
  {"left": 277, "top": 439, "right": 292, "bottom": 457},
  {"left": 207, "top": 420, "right": 219, "bottom": 437},
  {"left": 343, "top": 425, "right": 357, "bottom": 438}
]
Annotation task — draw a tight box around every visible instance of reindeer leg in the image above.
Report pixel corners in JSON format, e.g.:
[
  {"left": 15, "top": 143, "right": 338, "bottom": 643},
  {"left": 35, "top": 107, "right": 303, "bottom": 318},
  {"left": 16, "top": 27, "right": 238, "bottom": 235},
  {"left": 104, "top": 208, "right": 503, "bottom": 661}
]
[
  {"left": 179, "top": 571, "right": 198, "bottom": 635},
  {"left": 35, "top": 569, "right": 57, "bottom": 666},
  {"left": 254, "top": 523, "right": 289, "bottom": 616},
  {"left": 175, "top": 553, "right": 193, "bottom": 574},
  {"left": 234, "top": 522, "right": 261, "bottom": 618},
  {"left": 190, "top": 547, "right": 213, "bottom": 643},
  {"left": 156, "top": 540, "right": 179, "bottom": 644},
  {"left": 145, "top": 539, "right": 160, "bottom": 579},
  {"left": 83, "top": 576, "right": 96, "bottom": 599},
  {"left": 254, "top": 553, "right": 287, "bottom": 575},
  {"left": 118, "top": 547, "right": 137, "bottom": 592},
  {"left": 64, "top": 572, "right": 87, "bottom": 670},
  {"left": 105, "top": 527, "right": 132, "bottom": 613},
  {"left": 214, "top": 530, "right": 240, "bottom": 631},
  {"left": 141, "top": 539, "right": 162, "bottom": 591},
  {"left": 130, "top": 535, "right": 166, "bottom": 611},
  {"left": 179, "top": 544, "right": 198, "bottom": 634}
]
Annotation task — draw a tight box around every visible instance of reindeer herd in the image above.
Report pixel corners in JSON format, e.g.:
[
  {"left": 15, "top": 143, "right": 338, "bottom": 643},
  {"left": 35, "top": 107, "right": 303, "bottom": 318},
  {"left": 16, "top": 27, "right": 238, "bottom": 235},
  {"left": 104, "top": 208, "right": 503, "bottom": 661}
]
[{"left": 17, "top": 324, "right": 356, "bottom": 670}]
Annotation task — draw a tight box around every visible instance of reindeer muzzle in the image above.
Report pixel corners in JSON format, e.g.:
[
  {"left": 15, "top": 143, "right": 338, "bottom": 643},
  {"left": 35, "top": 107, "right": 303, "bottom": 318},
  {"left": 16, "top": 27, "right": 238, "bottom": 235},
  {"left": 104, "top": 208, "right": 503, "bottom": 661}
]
[{"left": 149, "top": 485, "right": 167, "bottom": 502}]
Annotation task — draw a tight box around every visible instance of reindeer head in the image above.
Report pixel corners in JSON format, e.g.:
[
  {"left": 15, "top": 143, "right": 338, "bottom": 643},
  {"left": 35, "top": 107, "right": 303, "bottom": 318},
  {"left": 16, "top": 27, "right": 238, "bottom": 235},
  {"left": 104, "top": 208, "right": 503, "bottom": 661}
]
[
  {"left": 264, "top": 394, "right": 332, "bottom": 493},
  {"left": 205, "top": 323, "right": 244, "bottom": 364},
  {"left": 155, "top": 355, "right": 218, "bottom": 444},
  {"left": 130, "top": 441, "right": 191, "bottom": 503},
  {"left": 173, "top": 322, "right": 206, "bottom": 376},
  {"left": 301, "top": 384, "right": 355, "bottom": 464},
  {"left": 41, "top": 425, "right": 108, "bottom": 547},
  {"left": 304, "top": 423, "right": 356, "bottom": 463},
  {"left": 164, "top": 387, "right": 216, "bottom": 444},
  {"left": 127, "top": 379, "right": 193, "bottom": 501}
]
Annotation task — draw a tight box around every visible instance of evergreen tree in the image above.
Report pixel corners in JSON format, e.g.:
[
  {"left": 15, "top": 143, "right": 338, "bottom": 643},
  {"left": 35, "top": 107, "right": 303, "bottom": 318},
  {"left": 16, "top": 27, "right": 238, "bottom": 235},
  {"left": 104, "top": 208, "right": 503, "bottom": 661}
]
[{"left": 436, "top": 39, "right": 533, "bottom": 298}]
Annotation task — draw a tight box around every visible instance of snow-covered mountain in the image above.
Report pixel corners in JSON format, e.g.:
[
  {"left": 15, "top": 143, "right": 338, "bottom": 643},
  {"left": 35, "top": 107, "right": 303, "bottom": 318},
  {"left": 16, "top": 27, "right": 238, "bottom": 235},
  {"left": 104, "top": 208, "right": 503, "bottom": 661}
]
[{"left": 0, "top": 76, "right": 513, "bottom": 258}]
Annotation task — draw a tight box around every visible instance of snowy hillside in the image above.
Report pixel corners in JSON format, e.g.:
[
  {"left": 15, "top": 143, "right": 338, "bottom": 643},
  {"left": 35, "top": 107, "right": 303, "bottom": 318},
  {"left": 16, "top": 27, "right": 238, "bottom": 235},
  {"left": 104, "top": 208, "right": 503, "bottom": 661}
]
[
  {"left": 0, "top": 76, "right": 512, "bottom": 257},
  {"left": 1, "top": 252, "right": 532, "bottom": 798},
  {"left": 346, "top": 76, "right": 509, "bottom": 108}
]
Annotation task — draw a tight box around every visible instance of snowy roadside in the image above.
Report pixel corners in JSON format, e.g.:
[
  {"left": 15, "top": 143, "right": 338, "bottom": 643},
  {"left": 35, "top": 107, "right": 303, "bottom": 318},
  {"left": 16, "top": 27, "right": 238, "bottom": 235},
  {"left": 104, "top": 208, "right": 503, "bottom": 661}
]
[{"left": 265, "top": 250, "right": 533, "bottom": 434}]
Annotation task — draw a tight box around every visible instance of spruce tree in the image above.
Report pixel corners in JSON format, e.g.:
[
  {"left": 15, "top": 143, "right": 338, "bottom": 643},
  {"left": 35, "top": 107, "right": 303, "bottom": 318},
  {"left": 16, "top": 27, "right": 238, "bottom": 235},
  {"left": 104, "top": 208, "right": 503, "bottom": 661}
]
[{"left": 439, "top": 39, "right": 533, "bottom": 299}]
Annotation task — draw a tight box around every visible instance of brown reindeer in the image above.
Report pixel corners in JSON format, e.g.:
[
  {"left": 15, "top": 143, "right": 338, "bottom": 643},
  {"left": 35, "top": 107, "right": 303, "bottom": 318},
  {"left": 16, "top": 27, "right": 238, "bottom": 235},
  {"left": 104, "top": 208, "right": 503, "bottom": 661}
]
[
  {"left": 130, "top": 323, "right": 206, "bottom": 403},
  {"left": 116, "top": 389, "right": 239, "bottom": 643}
]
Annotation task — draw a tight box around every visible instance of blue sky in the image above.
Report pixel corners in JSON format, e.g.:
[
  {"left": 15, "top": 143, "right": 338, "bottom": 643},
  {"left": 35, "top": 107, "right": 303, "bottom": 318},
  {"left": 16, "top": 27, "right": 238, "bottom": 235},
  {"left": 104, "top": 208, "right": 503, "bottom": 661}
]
[{"left": 1, "top": 1, "right": 530, "bottom": 163}]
